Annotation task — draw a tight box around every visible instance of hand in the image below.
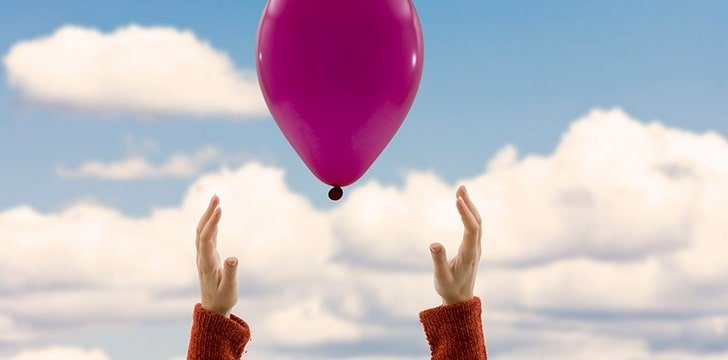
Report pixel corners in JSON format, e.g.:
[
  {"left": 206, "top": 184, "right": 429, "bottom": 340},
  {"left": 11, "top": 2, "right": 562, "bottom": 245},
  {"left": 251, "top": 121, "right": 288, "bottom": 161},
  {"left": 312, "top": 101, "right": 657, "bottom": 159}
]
[
  {"left": 196, "top": 195, "right": 239, "bottom": 317},
  {"left": 429, "top": 185, "right": 483, "bottom": 306}
]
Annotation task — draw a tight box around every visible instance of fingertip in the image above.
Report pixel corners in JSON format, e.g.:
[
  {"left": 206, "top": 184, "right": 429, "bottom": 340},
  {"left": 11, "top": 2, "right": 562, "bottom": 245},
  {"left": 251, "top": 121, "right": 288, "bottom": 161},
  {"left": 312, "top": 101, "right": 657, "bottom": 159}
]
[
  {"left": 430, "top": 243, "right": 448, "bottom": 270},
  {"left": 226, "top": 257, "right": 238, "bottom": 267},
  {"left": 221, "top": 258, "right": 238, "bottom": 287}
]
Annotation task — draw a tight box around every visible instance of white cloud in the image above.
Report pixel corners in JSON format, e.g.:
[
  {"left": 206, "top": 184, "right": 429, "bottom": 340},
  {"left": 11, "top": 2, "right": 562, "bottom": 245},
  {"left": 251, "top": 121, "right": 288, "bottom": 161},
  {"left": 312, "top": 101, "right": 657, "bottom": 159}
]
[
  {"left": 0, "top": 108, "right": 726, "bottom": 358},
  {"left": 0, "top": 163, "right": 331, "bottom": 295},
  {"left": 56, "top": 145, "right": 226, "bottom": 180},
  {"left": 0, "top": 347, "right": 110, "bottom": 360},
  {"left": 495, "top": 330, "right": 728, "bottom": 360},
  {"left": 263, "top": 297, "right": 374, "bottom": 346},
  {"left": 3, "top": 25, "right": 266, "bottom": 118},
  {"left": 335, "top": 109, "right": 727, "bottom": 270},
  {"left": 0, "top": 314, "right": 33, "bottom": 342}
]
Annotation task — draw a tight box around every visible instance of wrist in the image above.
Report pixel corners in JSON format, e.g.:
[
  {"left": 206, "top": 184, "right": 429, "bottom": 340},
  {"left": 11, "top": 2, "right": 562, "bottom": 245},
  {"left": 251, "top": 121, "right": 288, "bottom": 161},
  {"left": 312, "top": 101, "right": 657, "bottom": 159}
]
[
  {"left": 442, "top": 295, "right": 474, "bottom": 306},
  {"left": 201, "top": 302, "right": 232, "bottom": 318}
]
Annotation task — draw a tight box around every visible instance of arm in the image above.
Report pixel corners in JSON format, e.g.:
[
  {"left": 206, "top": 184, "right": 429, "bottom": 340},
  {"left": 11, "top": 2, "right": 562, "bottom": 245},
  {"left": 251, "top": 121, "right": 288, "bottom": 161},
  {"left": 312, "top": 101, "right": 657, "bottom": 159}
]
[
  {"left": 420, "top": 186, "right": 487, "bottom": 360},
  {"left": 187, "top": 195, "right": 250, "bottom": 360}
]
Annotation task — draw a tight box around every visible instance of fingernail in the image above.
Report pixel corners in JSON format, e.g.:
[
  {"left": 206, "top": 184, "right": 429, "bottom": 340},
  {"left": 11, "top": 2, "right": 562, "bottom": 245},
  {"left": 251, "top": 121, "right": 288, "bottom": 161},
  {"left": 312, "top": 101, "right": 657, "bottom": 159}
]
[
  {"left": 430, "top": 245, "right": 439, "bottom": 253},
  {"left": 227, "top": 258, "right": 238, "bottom": 266}
]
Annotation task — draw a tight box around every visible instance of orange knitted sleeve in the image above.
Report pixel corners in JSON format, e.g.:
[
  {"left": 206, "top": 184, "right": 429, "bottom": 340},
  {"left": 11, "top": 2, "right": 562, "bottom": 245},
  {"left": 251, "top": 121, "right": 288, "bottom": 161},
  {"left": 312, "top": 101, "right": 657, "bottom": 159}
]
[
  {"left": 187, "top": 304, "right": 251, "bottom": 360},
  {"left": 419, "top": 297, "right": 487, "bottom": 360}
]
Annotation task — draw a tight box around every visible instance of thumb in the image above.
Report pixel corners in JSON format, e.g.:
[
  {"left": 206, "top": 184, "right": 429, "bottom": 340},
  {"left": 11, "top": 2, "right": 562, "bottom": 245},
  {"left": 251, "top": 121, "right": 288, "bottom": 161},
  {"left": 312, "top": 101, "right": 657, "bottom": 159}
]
[
  {"left": 430, "top": 243, "right": 449, "bottom": 280},
  {"left": 219, "top": 257, "right": 238, "bottom": 291}
]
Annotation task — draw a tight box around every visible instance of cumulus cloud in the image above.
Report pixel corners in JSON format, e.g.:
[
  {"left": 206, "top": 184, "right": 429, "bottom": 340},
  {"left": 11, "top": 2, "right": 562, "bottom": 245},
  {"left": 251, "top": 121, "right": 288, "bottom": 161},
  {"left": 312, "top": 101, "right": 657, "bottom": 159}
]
[
  {"left": 262, "top": 297, "right": 375, "bottom": 346},
  {"left": 56, "top": 145, "right": 226, "bottom": 180},
  {"left": 0, "top": 314, "right": 33, "bottom": 342},
  {"left": 3, "top": 25, "right": 266, "bottom": 118},
  {"left": 335, "top": 109, "right": 727, "bottom": 269},
  {"left": 0, "top": 163, "right": 331, "bottom": 294},
  {"left": 0, "top": 346, "right": 109, "bottom": 360},
  {"left": 0, "top": 109, "right": 726, "bottom": 359},
  {"left": 495, "top": 331, "right": 728, "bottom": 360}
]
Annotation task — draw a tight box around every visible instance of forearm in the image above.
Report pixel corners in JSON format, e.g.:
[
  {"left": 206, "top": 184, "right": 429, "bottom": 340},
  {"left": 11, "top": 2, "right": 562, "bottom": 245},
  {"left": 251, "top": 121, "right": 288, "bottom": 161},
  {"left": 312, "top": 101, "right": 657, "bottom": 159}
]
[
  {"left": 187, "top": 304, "right": 251, "bottom": 360},
  {"left": 419, "top": 297, "right": 487, "bottom": 360}
]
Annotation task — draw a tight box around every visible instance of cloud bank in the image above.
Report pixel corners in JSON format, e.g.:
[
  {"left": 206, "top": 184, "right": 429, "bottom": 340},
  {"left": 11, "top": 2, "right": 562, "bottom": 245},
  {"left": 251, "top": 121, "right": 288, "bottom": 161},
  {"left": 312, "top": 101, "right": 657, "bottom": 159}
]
[
  {"left": 0, "top": 109, "right": 726, "bottom": 359},
  {"left": 3, "top": 25, "right": 266, "bottom": 118},
  {"left": 0, "top": 347, "right": 109, "bottom": 360}
]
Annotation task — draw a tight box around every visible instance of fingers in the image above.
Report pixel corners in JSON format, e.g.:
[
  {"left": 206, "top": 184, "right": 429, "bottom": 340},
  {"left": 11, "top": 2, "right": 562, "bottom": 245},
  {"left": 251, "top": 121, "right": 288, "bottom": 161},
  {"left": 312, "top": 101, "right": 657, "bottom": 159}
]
[
  {"left": 430, "top": 243, "right": 450, "bottom": 281},
  {"left": 219, "top": 257, "right": 238, "bottom": 294},
  {"left": 457, "top": 186, "right": 482, "bottom": 225},
  {"left": 456, "top": 196, "right": 480, "bottom": 262},
  {"left": 457, "top": 186, "right": 484, "bottom": 259},
  {"left": 197, "top": 195, "right": 219, "bottom": 248},
  {"left": 456, "top": 195, "right": 479, "bottom": 235},
  {"left": 198, "top": 207, "right": 222, "bottom": 261}
]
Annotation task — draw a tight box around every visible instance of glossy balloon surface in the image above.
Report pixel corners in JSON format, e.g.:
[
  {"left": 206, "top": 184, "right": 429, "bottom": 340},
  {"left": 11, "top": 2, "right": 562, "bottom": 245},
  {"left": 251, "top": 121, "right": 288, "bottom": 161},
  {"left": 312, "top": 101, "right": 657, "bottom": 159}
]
[{"left": 257, "top": 0, "right": 424, "bottom": 187}]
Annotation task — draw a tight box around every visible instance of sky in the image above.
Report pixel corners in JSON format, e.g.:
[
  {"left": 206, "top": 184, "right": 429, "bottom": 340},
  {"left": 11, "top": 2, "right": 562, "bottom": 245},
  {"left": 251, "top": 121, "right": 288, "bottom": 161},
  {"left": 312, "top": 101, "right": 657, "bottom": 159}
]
[{"left": 0, "top": 1, "right": 727, "bottom": 359}]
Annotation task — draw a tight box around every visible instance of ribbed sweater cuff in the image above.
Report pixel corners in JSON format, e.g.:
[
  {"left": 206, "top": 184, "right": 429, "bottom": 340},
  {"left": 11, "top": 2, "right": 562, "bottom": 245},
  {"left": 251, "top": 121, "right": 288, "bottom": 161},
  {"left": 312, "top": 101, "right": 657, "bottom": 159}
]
[
  {"left": 188, "top": 303, "right": 250, "bottom": 360},
  {"left": 419, "top": 297, "right": 486, "bottom": 360}
]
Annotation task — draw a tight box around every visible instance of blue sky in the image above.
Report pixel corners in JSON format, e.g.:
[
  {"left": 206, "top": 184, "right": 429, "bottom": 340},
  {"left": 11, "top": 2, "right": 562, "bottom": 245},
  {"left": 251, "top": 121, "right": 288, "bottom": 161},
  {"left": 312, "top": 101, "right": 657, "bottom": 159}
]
[
  {"left": 1, "top": 0, "right": 725, "bottom": 214},
  {"left": 0, "top": 1, "right": 727, "bottom": 360}
]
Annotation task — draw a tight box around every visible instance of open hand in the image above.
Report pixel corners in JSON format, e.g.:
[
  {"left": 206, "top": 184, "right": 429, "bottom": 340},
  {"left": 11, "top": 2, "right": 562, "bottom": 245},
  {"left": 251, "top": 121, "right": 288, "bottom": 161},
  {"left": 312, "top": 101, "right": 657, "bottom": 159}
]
[
  {"left": 429, "top": 185, "right": 483, "bottom": 305},
  {"left": 196, "top": 195, "right": 239, "bottom": 317}
]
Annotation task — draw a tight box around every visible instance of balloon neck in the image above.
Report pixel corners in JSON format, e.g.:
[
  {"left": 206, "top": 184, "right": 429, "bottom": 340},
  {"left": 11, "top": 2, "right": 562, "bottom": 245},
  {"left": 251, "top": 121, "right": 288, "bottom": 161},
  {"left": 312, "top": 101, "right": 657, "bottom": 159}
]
[{"left": 328, "top": 186, "right": 344, "bottom": 201}]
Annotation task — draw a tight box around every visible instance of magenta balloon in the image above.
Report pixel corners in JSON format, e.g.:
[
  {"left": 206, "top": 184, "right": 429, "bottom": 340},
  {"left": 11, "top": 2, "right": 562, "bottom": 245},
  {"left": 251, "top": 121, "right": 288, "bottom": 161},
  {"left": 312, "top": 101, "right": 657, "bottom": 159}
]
[{"left": 256, "top": 0, "right": 424, "bottom": 190}]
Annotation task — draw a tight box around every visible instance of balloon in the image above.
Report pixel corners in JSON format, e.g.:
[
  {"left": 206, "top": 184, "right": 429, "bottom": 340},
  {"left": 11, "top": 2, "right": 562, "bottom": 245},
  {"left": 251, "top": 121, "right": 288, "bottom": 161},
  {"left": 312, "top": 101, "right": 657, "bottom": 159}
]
[{"left": 256, "top": 0, "right": 424, "bottom": 200}]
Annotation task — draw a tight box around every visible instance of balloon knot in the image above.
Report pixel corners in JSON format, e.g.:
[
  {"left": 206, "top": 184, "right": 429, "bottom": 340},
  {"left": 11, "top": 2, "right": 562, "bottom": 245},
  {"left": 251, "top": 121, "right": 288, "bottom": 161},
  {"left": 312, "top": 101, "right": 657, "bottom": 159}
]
[{"left": 328, "top": 186, "right": 343, "bottom": 201}]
